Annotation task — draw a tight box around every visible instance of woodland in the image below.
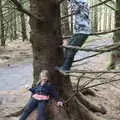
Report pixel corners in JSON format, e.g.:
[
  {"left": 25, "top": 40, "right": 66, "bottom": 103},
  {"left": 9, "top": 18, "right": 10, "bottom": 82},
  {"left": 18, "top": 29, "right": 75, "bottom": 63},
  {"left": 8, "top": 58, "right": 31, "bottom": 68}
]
[{"left": 0, "top": 0, "right": 120, "bottom": 120}]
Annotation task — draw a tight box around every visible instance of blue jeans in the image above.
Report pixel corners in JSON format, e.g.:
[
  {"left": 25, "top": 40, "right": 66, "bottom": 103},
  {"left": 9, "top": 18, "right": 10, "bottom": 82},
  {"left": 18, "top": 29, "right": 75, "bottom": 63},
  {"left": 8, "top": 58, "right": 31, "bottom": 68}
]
[
  {"left": 62, "top": 33, "right": 89, "bottom": 70},
  {"left": 19, "top": 98, "right": 48, "bottom": 120}
]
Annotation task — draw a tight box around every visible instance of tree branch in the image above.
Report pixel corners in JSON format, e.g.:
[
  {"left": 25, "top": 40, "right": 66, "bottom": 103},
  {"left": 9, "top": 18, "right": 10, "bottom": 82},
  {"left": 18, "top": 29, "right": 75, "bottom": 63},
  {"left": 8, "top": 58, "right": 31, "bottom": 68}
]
[
  {"left": 59, "top": 0, "right": 111, "bottom": 9},
  {"left": 67, "top": 69, "right": 120, "bottom": 74},
  {"left": 61, "top": 0, "right": 112, "bottom": 20},
  {"left": 98, "top": 0, "right": 117, "bottom": 11},
  {"left": 61, "top": 42, "right": 120, "bottom": 53},
  {"left": 10, "top": 0, "right": 45, "bottom": 21},
  {"left": 76, "top": 74, "right": 85, "bottom": 93},
  {"left": 59, "top": 0, "right": 66, "bottom": 4},
  {"left": 81, "top": 78, "right": 120, "bottom": 90},
  {"left": 90, "top": 0, "right": 111, "bottom": 8},
  {"left": 62, "top": 27, "right": 120, "bottom": 39},
  {"left": 80, "top": 73, "right": 104, "bottom": 90},
  {"left": 73, "top": 52, "right": 102, "bottom": 63}
]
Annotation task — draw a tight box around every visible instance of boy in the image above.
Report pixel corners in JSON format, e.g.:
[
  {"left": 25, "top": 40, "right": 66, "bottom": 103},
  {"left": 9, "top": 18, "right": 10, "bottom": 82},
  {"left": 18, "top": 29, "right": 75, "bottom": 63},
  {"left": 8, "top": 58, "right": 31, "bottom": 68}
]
[{"left": 57, "top": 0, "right": 90, "bottom": 72}]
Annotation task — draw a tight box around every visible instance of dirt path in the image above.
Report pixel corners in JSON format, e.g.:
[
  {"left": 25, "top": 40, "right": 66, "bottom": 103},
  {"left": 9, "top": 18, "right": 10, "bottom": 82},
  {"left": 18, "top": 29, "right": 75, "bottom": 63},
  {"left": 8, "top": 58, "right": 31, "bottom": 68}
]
[{"left": 0, "top": 63, "right": 32, "bottom": 91}]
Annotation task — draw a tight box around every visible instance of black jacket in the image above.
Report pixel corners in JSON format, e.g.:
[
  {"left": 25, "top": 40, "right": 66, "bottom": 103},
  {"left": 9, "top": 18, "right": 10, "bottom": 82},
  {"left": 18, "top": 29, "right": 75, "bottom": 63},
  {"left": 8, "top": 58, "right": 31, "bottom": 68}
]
[{"left": 29, "top": 82, "right": 60, "bottom": 101}]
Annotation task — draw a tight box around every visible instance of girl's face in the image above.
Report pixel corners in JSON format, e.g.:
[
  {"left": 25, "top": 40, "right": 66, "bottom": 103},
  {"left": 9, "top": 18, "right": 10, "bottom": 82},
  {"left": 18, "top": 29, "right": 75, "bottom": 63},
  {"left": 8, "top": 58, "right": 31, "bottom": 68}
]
[{"left": 40, "top": 76, "right": 48, "bottom": 83}]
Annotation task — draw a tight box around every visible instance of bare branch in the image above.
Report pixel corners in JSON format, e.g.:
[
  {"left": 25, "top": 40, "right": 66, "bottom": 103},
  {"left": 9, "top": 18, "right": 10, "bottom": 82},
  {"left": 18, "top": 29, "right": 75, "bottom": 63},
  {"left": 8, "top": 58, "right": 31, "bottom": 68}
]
[
  {"left": 73, "top": 53, "right": 102, "bottom": 63},
  {"left": 59, "top": 0, "right": 111, "bottom": 9},
  {"left": 81, "top": 78, "right": 120, "bottom": 90},
  {"left": 90, "top": 27, "right": 120, "bottom": 35},
  {"left": 61, "top": 0, "right": 113, "bottom": 20},
  {"left": 76, "top": 74, "right": 85, "bottom": 93},
  {"left": 59, "top": 0, "right": 66, "bottom": 4},
  {"left": 63, "top": 27, "right": 120, "bottom": 39},
  {"left": 90, "top": 0, "right": 112, "bottom": 8},
  {"left": 67, "top": 69, "right": 120, "bottom": 74},
  {"left": 61, "top": 42, "right": 120, "bottom": 53},
  {"left": 98, "top": 0, "right": 117, "bottom": 11},
  {"left": 9, "top": 0, "right": 45, "bottom": 21},
  {"left": 80, "top": 73, "right": 104, "bottom": 90}
]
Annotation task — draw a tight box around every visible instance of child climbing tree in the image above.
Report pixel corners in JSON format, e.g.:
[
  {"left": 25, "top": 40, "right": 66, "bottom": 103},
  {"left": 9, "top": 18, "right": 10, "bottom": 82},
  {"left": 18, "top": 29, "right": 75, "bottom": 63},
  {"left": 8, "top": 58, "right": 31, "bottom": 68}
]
[{"left": 10, "top": 0, "right": 107, "bottom": 120}]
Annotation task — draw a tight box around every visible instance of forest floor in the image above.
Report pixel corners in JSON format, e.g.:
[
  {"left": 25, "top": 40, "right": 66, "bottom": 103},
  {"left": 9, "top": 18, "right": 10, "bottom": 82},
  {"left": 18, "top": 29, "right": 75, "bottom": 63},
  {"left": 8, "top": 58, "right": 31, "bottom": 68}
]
[{"left": 0, "top": 35, "right": 120, "bottom": 120}]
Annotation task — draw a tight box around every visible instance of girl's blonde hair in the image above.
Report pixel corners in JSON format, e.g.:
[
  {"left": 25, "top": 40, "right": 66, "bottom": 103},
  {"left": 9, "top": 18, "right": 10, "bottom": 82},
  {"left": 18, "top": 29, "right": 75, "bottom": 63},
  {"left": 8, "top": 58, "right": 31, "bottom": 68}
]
[{"left": 39, "top": 70, "right": 49, "bottom": 79}]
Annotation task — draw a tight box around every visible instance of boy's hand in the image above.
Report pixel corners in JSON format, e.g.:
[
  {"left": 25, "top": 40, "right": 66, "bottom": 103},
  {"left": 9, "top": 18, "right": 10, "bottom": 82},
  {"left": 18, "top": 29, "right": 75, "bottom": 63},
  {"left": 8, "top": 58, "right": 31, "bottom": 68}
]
[
  {"left": 63, "top": 39, "right": 68, "bottom": 46},
  {"left": 57, "top": 101, "right": 63, "bottom": 107}
]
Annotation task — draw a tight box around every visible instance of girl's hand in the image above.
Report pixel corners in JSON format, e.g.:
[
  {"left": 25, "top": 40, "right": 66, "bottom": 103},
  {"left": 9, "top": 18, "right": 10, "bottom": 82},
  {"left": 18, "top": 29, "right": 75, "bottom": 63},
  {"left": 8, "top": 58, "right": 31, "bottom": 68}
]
[
  {"left": 57, "top": 101, "right": 63, "bottom": 107},
  {"left": 25, "top": 84, "right": 30, "bottom": 90}
]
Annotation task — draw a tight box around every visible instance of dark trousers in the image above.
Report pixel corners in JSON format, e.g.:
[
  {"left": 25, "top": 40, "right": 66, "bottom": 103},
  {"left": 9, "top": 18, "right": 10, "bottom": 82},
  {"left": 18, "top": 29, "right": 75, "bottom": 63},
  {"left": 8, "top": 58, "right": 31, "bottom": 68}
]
[
  {"left": 19, "top": 98, "right": 48, "bottom": 120},
  {"left": 62, "top": 33, "right": 89, "bottom": 70}
]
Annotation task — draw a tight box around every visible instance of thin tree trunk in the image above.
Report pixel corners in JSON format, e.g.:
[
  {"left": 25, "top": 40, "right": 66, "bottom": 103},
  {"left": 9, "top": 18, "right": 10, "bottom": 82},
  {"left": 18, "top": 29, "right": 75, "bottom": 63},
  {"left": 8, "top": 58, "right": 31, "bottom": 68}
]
[
  {"left": 9, "top": 4, "right": 13, "bottom": 41},
  {"left": 0, "top": 0, "right": 5, "bottom": 46},
  {"left": 103, "top": 6, "right": 107, "bottom": 31},
  {"left": 20, "top": 12, "right": 28, "bottom": 41},
  {"left": 61, "top": 0, "right": 71, "bottom": 36},
  {"left": 70, "top": 7, "right": 73, "bottom": 34},
  {"left": 98, "top": 6, "right": 102, "bottom": 32},
  {"left": 93, "top": 0, "right": 98, "bottom": 32},
  {"left": 108, "top": 9, "right": 112, "bottom": 30},
  {"left": 20, "top": 0, "right": 27, "bottom": 41},
  {"left": 13, "top": 9, "right": 17, "bottom": 40},
  {"left": 108, "top": 0, "right": 120, "bottom": 69}
]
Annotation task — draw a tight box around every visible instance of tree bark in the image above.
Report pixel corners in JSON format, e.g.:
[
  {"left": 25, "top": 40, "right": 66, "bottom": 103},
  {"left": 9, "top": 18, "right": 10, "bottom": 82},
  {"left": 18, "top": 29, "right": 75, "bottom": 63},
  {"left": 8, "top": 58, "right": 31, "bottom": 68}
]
[
  {"left": 20, "top": 0, "right": 28, "bottom": 41},
  {"left": 29, "top": 0, "right": 105, "bottom": 120},
  {"left": 108, "top": 0, "right": 120, "bottom": 69},
  {"left": 0, "top": 0, "right": 5, "bottom": 46},
  {"left": 20, "top": 12, "right": 28, "bottom": 41},
  {"left": 61, "top": 0, "right": 71, "bottom": 36},
  {"left": 13, "top": 9, "right": 18, "bottom": 40},
  {"left": 93, "top": 0, "right": 98, "bottom": 32}
]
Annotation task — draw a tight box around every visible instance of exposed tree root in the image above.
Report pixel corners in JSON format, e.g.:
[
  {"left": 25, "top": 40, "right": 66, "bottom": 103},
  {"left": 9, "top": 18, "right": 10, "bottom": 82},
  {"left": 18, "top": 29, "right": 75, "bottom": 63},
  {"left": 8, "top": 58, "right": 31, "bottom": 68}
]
[
  {"left": 76, "top": 92, "right": 107, "bottom": 114},
  {"left": 5, "top": 97, "right": 106, "bottom": 120},
  {"left": 75, "top": 97, "right": 106, "bottom": 120},
  {"left": 81, "top": 88, "right": 96, "bottom": 96},
  {"left": 25, "top": 100, "right": 70, "bottom": 120}
]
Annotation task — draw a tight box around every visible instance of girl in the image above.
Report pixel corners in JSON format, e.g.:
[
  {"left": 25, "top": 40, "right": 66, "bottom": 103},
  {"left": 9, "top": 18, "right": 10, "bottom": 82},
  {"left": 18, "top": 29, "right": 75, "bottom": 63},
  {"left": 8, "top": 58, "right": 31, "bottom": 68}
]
[{"left": 19, "top": 70, "right": 63, "bottom": 120}]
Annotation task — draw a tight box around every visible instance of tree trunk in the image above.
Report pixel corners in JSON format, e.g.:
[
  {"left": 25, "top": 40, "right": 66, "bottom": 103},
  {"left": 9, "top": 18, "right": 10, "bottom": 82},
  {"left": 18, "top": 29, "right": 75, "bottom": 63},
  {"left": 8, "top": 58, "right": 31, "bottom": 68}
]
[
  {"left": 98, "top": 6, "right": 102, "bottom": 32},
  {"left": 20, "top": 0, "right": 28, "bottom": 41},
  {"left": 13, "top": 9, "right": 18, "bottom": 40},
  {"left": 0, "top": 0, "right": 5, "bottom": 46},
  {"left": 93, "top": 0, "right": 98, "bottom": 32},
  {"left": 61, "top": 0, "right": 71, "bottom": 36},
  {"left": 29, "top": 0, "right": 104, "bottom": 120},
  {"left": 9, "top": 4, "right": 14, "bottom": 41},
  {"left": 108, "top": 0, "right": 120, "bottom": 69},
  {"left": 103, "top": 6, "right": 107, "bottom": 31},
  {"left": 20, "top": 12, "right": 28, "bottom": 41}
]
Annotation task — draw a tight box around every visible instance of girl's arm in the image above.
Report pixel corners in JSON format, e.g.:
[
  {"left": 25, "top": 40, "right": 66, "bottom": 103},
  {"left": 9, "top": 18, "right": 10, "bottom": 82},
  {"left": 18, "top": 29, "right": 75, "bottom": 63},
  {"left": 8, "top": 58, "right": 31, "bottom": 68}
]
[
  {"left": 49, "top": 84, "right": 60, "bottom": 101},
  {"left": 50, "top": 84, "right": 63, "bottom": 106},
  {"left": 29, "top": 84, "right": 39, "bottom": 94}
]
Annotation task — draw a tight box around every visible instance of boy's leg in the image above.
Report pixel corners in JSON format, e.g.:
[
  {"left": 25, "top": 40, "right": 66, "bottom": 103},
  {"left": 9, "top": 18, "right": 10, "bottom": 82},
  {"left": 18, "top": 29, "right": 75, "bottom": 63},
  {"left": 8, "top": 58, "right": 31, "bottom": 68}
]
[
  {"left": 62, "top": 34, "right": 88, "bottom": 70},
  {"left": 19, "top": 98, "right": 38, "bottom": 120},
  {"left": 37, "top": 101, "right": 48, "bottom": 120}
]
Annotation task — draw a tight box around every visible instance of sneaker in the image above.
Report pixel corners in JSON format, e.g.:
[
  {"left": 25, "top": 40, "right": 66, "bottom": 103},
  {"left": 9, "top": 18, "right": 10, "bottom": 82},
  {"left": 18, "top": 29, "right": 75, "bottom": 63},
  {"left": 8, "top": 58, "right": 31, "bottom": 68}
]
[{"left": 55, "top": 66, "right": 69, "bottom": 75}]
